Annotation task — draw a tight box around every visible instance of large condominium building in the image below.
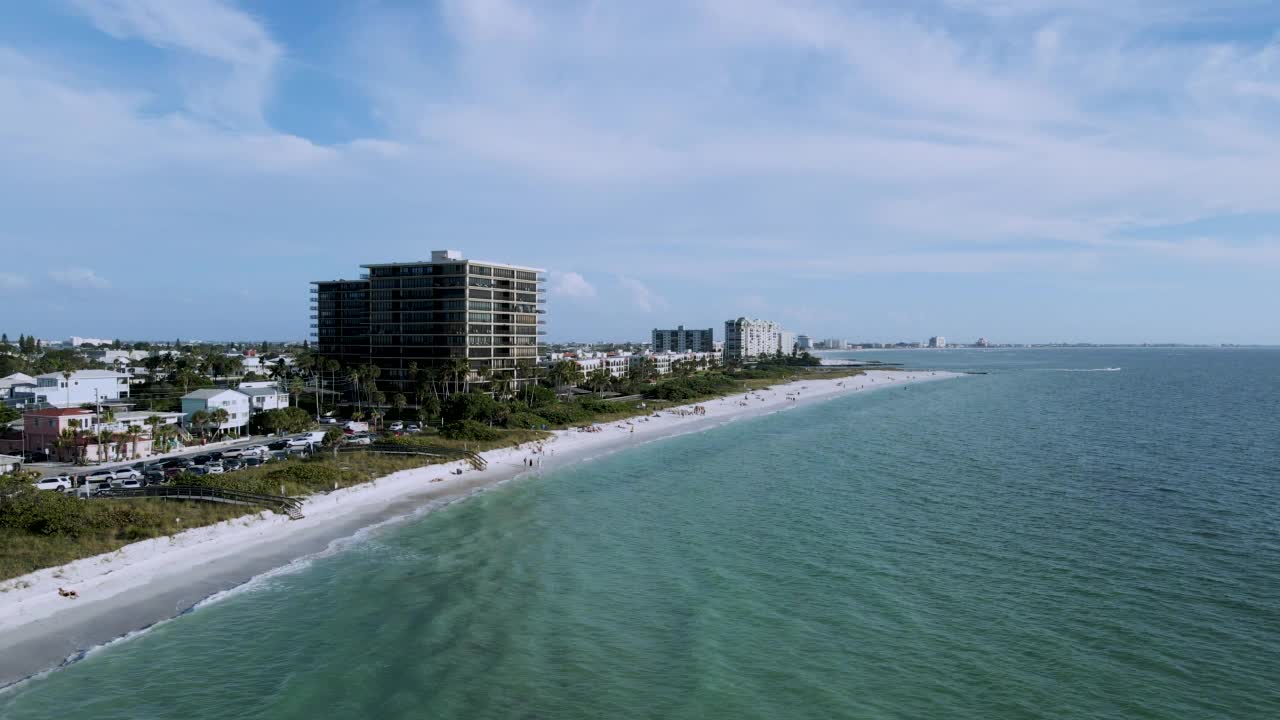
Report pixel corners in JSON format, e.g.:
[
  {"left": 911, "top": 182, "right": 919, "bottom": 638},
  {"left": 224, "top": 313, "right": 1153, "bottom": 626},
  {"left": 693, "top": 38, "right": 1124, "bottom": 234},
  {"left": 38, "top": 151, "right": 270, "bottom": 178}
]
[
  {"left": 312, "top": 250, "right": 546, "bottom": 394},
  {"left": 724, "top": 317, "right": 782, "bottom": 362},
  {"left": 652, "top": 326, "right": 715, "bottom": 353},
  {"left": 928, "top": 336, "right": 947, "bottom": 348}
]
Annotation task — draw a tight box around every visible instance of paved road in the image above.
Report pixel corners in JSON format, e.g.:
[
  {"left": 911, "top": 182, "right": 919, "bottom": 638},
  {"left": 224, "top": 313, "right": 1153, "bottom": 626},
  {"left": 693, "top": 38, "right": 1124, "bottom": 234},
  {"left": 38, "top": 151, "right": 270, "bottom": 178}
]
[{"left": 26, "top": 435, "right": 277, "bottom": 478}]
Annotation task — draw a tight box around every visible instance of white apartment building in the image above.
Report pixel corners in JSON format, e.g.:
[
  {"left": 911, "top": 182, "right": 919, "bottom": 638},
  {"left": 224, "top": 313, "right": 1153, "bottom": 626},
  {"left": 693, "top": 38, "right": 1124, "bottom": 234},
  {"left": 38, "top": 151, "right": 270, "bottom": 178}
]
[
  {"left": 181, "top": 389, "right": 251, "bottom": 434},
  {"left": 11, "top": 370, "right": 131, "bottom": 408},
  {"left": 929, "top": 336, "right": 947, "bottom": 348},
  {"left": 724, "top": 318, "right": 782, "bottom": 361}
]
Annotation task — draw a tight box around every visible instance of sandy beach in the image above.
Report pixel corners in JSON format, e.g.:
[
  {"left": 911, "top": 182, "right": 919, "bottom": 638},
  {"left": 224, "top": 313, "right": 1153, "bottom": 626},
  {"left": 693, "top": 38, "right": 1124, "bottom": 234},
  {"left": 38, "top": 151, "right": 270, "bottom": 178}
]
[{"left": 0, "top": 369, "right": 959, "bottom": 687}]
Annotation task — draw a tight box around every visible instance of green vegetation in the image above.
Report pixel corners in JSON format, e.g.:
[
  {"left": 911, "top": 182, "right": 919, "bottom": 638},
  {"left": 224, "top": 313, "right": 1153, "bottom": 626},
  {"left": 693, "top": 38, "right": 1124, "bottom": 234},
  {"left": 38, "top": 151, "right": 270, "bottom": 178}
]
[{"left": 249, "top": 407, "right": 314, "bottom": 435}]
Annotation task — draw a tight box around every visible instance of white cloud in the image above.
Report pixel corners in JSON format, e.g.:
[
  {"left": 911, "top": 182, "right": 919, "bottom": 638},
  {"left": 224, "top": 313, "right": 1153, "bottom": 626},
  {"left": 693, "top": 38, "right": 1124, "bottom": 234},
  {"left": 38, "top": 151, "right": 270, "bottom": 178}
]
[
  {"left": 67, "top": 0, "right": 281, "bottom": 125},
  {"left": 618, "top": 276, "right": 666, "bottom": 312},
  {"left": 0, "top": 272, "right": 28, "bottom": 293},
  {"left": 49, "top": 268, "right": 112, "bottom": 290},
  {"left": 549, "top": 271, "right": 597, "bottom": 298}
]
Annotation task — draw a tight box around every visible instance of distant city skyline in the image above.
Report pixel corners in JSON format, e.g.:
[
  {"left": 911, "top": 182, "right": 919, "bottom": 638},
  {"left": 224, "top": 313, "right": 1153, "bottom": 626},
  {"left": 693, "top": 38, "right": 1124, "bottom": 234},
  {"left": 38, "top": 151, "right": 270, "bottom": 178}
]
[{"left": 4, "top": 2, "right": 1280, "bottom": 345}]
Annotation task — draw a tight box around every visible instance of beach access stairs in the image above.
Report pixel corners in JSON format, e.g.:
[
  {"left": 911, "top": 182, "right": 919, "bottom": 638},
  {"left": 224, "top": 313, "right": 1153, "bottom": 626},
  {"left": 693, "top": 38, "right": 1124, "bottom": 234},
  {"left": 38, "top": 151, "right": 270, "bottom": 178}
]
[{"left": 339, "top": 444, "right": 488, "bottom": 471}]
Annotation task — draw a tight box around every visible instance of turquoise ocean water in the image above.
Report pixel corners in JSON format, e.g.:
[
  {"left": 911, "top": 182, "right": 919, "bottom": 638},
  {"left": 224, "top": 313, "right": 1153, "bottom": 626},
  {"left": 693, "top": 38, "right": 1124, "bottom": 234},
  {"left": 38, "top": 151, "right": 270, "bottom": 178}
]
[{"left": 2, "top": 348, "right": 1278, "bottom": 719}]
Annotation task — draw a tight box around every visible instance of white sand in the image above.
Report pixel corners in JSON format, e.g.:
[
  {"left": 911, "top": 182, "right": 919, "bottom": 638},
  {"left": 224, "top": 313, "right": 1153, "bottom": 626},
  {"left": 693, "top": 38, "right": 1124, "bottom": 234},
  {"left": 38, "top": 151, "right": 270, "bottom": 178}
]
[{"left": 0, "top": 369, "right": 959, "bottom": 684}]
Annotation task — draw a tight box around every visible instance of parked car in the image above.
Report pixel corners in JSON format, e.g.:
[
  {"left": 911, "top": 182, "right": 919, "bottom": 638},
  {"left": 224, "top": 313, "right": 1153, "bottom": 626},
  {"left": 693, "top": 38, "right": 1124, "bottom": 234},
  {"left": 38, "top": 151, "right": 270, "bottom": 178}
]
[
  {"left": 112, "top": 477, "right": 144, "bottom": 489},
  {"left": 406, "top": 423, "right": 421, "bottom": 432},
  {"left": 204, "top": 463, "right": 224, "bottom": 474},
  {"left": 162, "top": 466, "right": 184, "bottom": 479},
  {"left": 271, "top": 450, "right": 290, "bottom": 462},
  {"left": 389, "top": 421, "right": 404, "bottom": 431},
  {"left": 267, "top": 440, "right": 289, "bottom": 451},
  {"left": 192, "top": 454, "right": 212, "bottom": 465},
  {"left": 143, "top": 470, "right": 166, "bottom": 485},
  {"left": 113, "top": 468, "right": 142, "bottom": 481},
  {"left": 221, "top": 448, "right": 243, "bottom": 459},
  {"left": 345, "top": 434, "right": 373, "bottom": 446},
  {"left": 243, "top": 457, "right": 263, "bottom": 468},
  {"left": 86, "top": 468, "right": 117, "bottom": 483},
  {"left": 85, "top": 477, "right": 113, "bottom": 493},
  {"left": 319, "top": 417, "right": 339, "bottom": 424},
  {"left": 21, "top": 450, "right": 50, "bottom": 463},
  {"left": 223, "top": 458, "right": 243, "bottom": 471},
  {"left": 208, "top": 451, "right": 224, "bottom": 460},
  {"left": 241, "top": 445, "right": 269, "bottom": 458},
  {"left": 186, "top": 465, "right": 209, "bottom": 476},
  {"left": 32, "top": 476, "right": 73, "bottom": 492}
]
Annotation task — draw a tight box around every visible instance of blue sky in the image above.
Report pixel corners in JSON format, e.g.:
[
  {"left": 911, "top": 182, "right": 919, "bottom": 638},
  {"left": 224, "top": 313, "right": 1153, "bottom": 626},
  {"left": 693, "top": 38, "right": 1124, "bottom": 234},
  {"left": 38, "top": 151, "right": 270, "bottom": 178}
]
[{"left": 3, "top": 0, "right": 1280, "bottom": 345}]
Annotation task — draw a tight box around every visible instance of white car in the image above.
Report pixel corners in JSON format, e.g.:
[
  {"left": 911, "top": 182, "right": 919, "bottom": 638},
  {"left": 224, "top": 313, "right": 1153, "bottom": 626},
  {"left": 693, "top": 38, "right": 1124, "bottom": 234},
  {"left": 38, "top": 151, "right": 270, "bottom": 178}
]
[
  {"left": 240, "top": 445, "right": 269, "bottom": 458},
  {"left": 205, "top": 463, "right": 225, "bottom": 474},
  {"left": 86, "top": 468, "right": 116, "bottom": 483},
  {"left": 389, "top": 421, "right": 404, "bottom": 431},
  {"left": 112, "top": 468, "right": 142, "bottom": 481},
  {"left": 111, "top": 478, "right": 144, "bottom": 490},
  {"left": 33, "top": 476, "right": 72, "bottom": 492},
  {"left": 345, "top": 435, "right": 372, "bottom": 446}
]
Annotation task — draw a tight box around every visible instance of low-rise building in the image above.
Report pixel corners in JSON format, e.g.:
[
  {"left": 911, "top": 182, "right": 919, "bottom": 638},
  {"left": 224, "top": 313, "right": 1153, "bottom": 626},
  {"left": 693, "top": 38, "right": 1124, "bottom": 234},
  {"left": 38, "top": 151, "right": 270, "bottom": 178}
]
[
  {"left": 0, "top": 372, "right": 37, "bottom": 401},
  {"left": 181, "top": 389, "right": 251, "bottom": 435},
  {"left": 10, "top": 370, "right": 130, "bottom": 408},
  {"left": 237, "top": 382, "right": 291, "bottom": 413}
]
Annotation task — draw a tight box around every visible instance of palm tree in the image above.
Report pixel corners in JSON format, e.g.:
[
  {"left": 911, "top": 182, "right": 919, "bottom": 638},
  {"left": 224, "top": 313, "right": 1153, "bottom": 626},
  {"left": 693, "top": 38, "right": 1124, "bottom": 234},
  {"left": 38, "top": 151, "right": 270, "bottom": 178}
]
[
  {"left": 144, "top": 415, "right": 165, "bottom": 453},
  {"left": 588, "top": 368, "right": 612, "bottom": 395},
  {"left": 447, "top": 358, "right": 470, "bottom": 398},
  {"left": 125, "top": 424, "right": 143, "bottom": 459},
  {"left": 392, "top": 393, "right": 407, "bottom": 420},
  {"left": 209, "top": 408, "right": 230, "bottom": 438},
  {"left": 190, "top": 410, "right": 210, "bottom": 438}
]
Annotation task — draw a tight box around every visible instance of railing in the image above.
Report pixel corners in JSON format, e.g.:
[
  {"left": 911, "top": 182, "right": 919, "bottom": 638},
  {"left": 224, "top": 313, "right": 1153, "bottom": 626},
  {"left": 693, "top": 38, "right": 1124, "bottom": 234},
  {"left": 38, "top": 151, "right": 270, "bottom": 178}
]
[
  {"left": 341, "top": 444, "right": 488, "bottom": 471},
  {"left": 97, "top": 484, "right": 304, "bottom": 517}
]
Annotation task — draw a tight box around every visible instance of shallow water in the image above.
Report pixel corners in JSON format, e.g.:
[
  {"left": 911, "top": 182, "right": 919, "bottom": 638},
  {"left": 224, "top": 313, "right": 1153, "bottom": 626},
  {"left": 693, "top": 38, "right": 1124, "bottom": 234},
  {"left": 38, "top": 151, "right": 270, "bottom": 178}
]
[{"left": 3, "top": 348, "right": 1278, "bottom": 719}]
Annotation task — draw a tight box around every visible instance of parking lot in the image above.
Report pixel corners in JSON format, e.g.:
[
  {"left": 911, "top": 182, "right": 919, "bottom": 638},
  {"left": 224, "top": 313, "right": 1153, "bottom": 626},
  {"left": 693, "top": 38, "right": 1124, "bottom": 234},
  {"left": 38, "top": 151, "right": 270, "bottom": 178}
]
[{"left": 28, "top": 433, "right": 333, "bottom": 496}]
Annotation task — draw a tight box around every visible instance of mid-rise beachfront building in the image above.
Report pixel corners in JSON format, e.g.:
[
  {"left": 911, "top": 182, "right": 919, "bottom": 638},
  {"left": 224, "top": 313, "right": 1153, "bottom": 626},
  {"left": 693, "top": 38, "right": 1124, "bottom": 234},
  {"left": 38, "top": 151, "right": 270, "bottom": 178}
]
[
  {"left": 652, "top": 326, "right": 715, "bottom": 353},
  {"left": 312, "top": 250, "right": 547, "bottom": 395},
  {"left": 796, "top": 335, "right": 812, "bottom": 350},
  {"left": 542, "top": 351, "right": 717, "bottom": 380},
  {"left": 724, "top": 318, "right": 782, "bottom": 362},
  {"left": 929, "top": 336, "right": 947, "bottom": 348}
]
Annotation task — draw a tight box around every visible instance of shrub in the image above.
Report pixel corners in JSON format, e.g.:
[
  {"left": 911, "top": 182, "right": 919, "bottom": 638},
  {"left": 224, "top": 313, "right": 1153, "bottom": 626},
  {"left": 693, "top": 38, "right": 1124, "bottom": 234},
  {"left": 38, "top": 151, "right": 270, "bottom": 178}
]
[
  {"left": 505, "top": 411, "right": 547, "bottom": 429},
  {"left": 442, "top": 392, "right": 498, "bottom": 424},
  {"left": 441, "top": 420, "right": 503, "bottom": 442}
]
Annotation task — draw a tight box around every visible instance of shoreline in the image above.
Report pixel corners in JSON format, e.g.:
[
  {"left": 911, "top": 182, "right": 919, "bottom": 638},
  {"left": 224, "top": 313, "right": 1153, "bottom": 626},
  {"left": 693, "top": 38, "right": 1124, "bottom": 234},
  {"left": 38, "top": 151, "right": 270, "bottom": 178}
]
[{"left": 0, "top": 369, "right": 960, "bottom": 688}]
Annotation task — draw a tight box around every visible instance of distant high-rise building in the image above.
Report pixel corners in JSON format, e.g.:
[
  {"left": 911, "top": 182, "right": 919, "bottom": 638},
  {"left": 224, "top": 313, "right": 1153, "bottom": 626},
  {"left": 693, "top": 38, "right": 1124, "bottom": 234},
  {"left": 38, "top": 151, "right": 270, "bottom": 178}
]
[
  {"left": 975, "top": 337, "right": 990, "bottom": 347},
  {"left": 724, "top": 318, "right": 781, "bottom": 361},
  {"left": 796, "top": 334, "right": 812, "bottom": 350},
  {"left": 652, "top": 326, "right": 715, "bottom": 353},
  {"left": 312, "top": 250, "right": 546, "bottom": 394},
  {"left": 778, "top": 331, "right": 797, "bottom": 355},
  {"left": 822, "top": 338, "right": 845, "bottom": 350},
  {"left": 928, "top": 336, "right": 947, "bottom": 348}
]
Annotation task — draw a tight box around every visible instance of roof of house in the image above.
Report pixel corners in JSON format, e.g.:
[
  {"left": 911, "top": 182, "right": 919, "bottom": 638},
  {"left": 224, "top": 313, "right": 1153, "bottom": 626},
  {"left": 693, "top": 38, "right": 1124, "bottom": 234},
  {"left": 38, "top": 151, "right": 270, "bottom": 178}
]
[
  {"left": 182, "top": 388, "right": 244, "bottom": 401},
  {"left": 25, "top": 407, "right": 95, "bottom": 417},
  {"left": 35, "top": 370, "right": 129, "bottom": 380},
  {"left": 236, "top": 386, "right": 285, "bottom": 397},
  {"left": 0, "top": 373, "right": 37, "bottom": 388}
]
